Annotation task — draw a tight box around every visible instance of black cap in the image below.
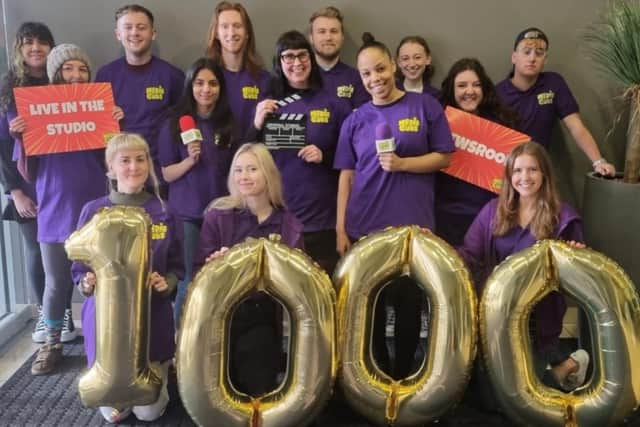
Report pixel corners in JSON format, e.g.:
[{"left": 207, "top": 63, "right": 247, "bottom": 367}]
[{"left": 513, "top": 27, "right": 549, "bottom": 50}]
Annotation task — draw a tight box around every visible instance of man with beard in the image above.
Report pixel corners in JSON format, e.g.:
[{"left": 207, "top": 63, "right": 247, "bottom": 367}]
[{"left": 308, "top": 7, "right": 369, "bottom": 109}]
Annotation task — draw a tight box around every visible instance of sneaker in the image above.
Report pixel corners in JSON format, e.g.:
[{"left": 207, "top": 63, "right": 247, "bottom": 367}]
[
  {"left": 32, "top": 306, "right": 46, "bottom": 343},
  {"left": 99, "top": 407, "right": 132, "bottom": 423},
  {"left": 61, "top": 308, "right": 77, "bottom": 343},
  {"left": 561, "top": 349, "right": 590, "bottom": 392},
  {"left": 31, "top": 343, "right": 63, "bottom": 375}
]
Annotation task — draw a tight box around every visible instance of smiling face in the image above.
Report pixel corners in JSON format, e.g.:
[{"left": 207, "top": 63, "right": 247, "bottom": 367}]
[
  {"left": 216, "top": 10, "right": 247, "bottom": 55},
  {"left": 192, "top": 67, "right": 220, "bottom": 115},
  {"left": 511, "top": 39, "right": 547, "bottom": 79},
  {"left": 115, "top": 11, "right": 156, "bottom": 58},
  {"left": 397, "top": 41, "right": 430, "bottom": 83},
  {"left": 453, "top": 69, "right": 483, "bottom": 114},
  {"left": 61, "top": 60, "right": 90, "bottom": 84},
  {"left": 232, "top": 151, "right": 267, "bottom": 199},
  {"left": 357, "top": 47, "right": 398, "bottom": 104},
  {"left": 511, "top": 153, "right": 543, "bottom": 202},
  {"left": 109, "top": 148, "right": 150, "bottom": 194},
  {"left": 281, "top": 48, "right": 311, "bottom": 89},
  {"left": 309, "top": 16, "right": 344, "bottom": 62},
  {"left": 20, "top": 37, "right": 51, "bottom": 73}
]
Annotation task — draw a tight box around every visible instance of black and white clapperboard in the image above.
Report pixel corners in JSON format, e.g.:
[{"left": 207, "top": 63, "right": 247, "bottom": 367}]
[{"left": 263, "top": 93, "right": 306, "bottom": 150}]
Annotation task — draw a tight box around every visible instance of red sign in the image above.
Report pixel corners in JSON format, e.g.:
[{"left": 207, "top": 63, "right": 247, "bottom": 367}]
[
  {"left": 443, "top": 106, "right": 530, "bottom": 193},
  {"left": 14, "top": 83, "right": 119, "bottom": 155}
]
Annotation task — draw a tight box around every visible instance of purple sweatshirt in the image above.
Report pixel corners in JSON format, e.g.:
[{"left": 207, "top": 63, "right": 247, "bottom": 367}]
[
  {"left": 459, "top": 198, "right": 583, "bottom": 350},
  {"left": 194, "top": 206, "right": 303, "bottom": 273}
]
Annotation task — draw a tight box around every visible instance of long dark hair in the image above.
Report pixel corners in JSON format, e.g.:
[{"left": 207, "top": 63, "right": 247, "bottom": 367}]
[
  {"left": 440, "top": 58, "right": 518, "bottom": 128},
  {"left": 270, "top": 30, "right": 323, "bottom": 98},
  {"left": 394, "top": 35, "right": 434, "bottom": 86},
  {"left": 170, "top": 57, "right": 235, "bottom": 148},
  {"left": 0, "top": 22, "right": 54, "bottom": 113}
]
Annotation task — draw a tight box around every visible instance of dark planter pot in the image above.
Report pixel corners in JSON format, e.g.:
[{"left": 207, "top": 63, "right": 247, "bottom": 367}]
[{"left": 582, "top": 172, "right": 640, "bottom": 290}]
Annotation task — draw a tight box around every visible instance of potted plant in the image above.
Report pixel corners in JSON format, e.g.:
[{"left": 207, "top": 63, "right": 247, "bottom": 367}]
[{"left": 583, "top": 0, "right": 640, "bottom": 288}]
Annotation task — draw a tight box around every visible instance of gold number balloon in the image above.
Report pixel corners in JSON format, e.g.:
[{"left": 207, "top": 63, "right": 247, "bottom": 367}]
[
  {"left": 333, "top": 226, "right": 477, "bottom": 426},
  {"left": 480, "top": 240, "right": 640, "bottom": 426},
  {"left": 176, "top": 236, "right": 336, "bottom": 427},
  {"left": 65, "top": 206, "right": 161, "bottom": 409}
]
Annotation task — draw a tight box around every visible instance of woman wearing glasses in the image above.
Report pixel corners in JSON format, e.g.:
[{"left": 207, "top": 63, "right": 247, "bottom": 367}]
[{"left": 252, "top": 30, "right": 351, "bottom": 273}]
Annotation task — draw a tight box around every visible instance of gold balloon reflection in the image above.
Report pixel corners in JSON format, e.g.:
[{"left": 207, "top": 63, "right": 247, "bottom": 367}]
[
  {"left": 176, "top": 236, "right": 336, "bottom": 427},
  {"left": 480, "top": 240, "right": 640, "bottom": 426},
  {"left": 334, "top": 226, "right": 477, "bottom": 426},
  {"left": 65, "top": 206, "right": 161, "bottom": 410}
]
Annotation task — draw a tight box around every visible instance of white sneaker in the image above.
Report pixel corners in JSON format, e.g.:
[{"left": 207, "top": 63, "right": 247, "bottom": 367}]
[
  {"left": 32, "top": 306, "right": 46, "bottom": 343},
  {"left": 133, "top": 361, "right": 170, "bottom": 421},
  {"left": 61, "top": 308, "right": 78, "bottom": 343},
  {"left": 562, "top": 349, "right": 590, "bottom": 391},
  {"left": 99, "top": 406, "right": 132, "bottom": 423}
]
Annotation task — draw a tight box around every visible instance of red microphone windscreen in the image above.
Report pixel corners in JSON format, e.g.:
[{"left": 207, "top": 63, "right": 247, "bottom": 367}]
[{"left": 179, "top": 115, "right": 196, "bottom": 132}]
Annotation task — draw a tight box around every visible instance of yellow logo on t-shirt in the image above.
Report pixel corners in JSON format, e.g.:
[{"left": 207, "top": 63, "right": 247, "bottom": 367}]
[
  {"left": 146, "top": 85, "right": 165, "bottom": 101},
  {"left": 537, "top": 90, "right": 555, "bottom": 105},
  {"left": 242, "top": 85, "right": 260, "bottom": 100},
  {"left": 337, "top": 84, "right": 354, "bottom": 98},
  {"left": 151, "top": 222, "right": 167, "bottom": 240},
  {"left": 398, "top": 117, "right": 420, "bottom": 132},
  {"left": 310, "top": 108, "right": 331, "bottom": 123}
]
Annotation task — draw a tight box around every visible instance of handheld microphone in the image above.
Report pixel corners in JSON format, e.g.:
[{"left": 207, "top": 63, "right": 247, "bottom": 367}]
[
  {"left": 375, "top": 123, "right": 396, "bottom": 154},
  {"left": 179, "top": 115, "right": 203, "bottom": 145}
]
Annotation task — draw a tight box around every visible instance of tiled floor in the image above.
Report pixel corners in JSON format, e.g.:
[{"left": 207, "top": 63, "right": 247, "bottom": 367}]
[{"left": 0, "top": 303, "right": 83, "bottom": 387}]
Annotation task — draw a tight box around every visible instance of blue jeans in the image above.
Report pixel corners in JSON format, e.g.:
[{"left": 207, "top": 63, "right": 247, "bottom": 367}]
[{"left": 173, "top": 219, "right": 202, "bottom": 329}]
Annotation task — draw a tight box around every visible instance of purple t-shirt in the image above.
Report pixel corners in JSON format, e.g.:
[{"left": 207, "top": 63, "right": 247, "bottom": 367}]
[
  {"left": 334, "top": 92, "right": 455, "bottom": 238},
  {"left": 4, "top": 111, "right": 37, "bottom": 200},
  {"left": 35, "top": 148, "right": 106, "bottom": 243},
  {"left": 223, "top": 68, "right": 271, "bottom": 141},
  {"left": 269, "top": 90, "right": 352, "bottom": 232},
  {"left": 496, "top": 71, "right": 579, "bottom": 148},
  {"left": 395, "top": 77, "right": 440, "bottom": 99},
  {"left": 95, "top": 56, "right": 184, "bottom": 172},
  {"left": 72, "top": 193, "right": 184, "bottom": 365},
  {"left": 194, "top": 206, "right": 304, "bottom": 272},
  {"left": 321, "top": 61, "right": 369, "bottom": 109},
  {"left": 157, "top": 117, "right": 234, "bottom": 221}
]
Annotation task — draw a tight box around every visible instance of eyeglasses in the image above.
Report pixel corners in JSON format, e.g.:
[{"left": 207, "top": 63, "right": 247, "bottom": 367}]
[{"left": 280, "top": 51, "right": 310, "bottom": 64}]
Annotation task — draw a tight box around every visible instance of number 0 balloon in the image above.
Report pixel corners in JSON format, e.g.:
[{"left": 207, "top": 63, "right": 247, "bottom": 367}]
[
  {"left": 176, "top": 236, "right": 336, "bottom": 427},
  {"left": 334, "top": 226, "right": 477, "bottom": 426},
  {"left": 481, "top": 240, "right": 640, "bottom": 426}
]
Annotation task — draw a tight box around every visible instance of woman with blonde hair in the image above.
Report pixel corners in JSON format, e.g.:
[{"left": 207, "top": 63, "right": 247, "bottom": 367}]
[
  {"left": 195, "top": 142, "right": 303, "bottom": 396},
  {"left": 73, "top": 133, "right": 183, "bottom": 423}
]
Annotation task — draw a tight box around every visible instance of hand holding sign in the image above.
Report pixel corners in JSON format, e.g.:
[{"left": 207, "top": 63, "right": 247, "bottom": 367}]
[{"left": 13, "top": 82, "right": 120, "bottom": 155}]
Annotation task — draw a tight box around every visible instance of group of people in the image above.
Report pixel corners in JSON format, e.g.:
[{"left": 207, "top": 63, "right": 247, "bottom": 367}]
[{"left": 0, "top": 2, "right": 614, "bottom": 423}]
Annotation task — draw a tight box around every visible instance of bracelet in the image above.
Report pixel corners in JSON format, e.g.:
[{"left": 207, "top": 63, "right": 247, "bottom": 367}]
[{"left": 592, "top": 158, "right": 607, "bottom": 168}]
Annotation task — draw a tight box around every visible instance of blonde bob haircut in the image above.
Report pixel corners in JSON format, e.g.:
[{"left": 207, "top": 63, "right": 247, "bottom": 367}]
[
  {"left": 105, "top": 133, "right": 163, "bottom": 205},
  {"left": 209, "top": 142, "right": 286, "bottom": 211}
]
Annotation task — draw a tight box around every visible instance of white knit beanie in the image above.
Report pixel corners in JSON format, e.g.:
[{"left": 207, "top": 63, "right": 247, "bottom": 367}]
[{"left": 46, "top": 43, "right": 92, "bottom": 82}]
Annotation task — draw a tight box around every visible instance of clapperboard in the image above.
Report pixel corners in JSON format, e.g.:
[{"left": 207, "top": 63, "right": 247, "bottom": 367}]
[{"left": 263, "top": 94, "right": 306, "bottom": 150}]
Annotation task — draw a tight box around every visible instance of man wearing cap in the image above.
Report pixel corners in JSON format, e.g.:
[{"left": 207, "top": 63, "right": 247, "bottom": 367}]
[{"left": 496, "top": 27, "right": 615, "bottom": 176}]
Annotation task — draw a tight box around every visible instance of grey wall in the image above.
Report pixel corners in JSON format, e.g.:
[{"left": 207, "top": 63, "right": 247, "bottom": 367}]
[{"left": 3, "top": 0, "right": 626, "bottom": 208}]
